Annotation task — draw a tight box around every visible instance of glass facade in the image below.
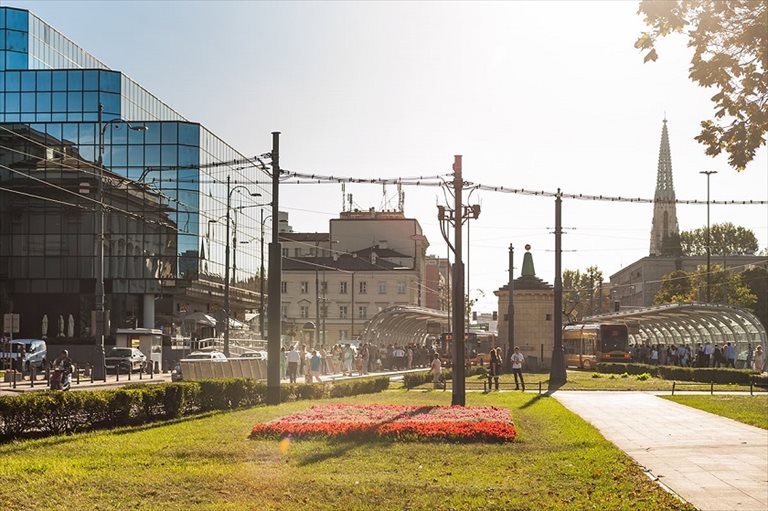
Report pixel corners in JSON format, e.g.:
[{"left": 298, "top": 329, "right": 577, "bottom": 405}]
[{"left": 0, "top": 6, "right": 270, "bottom": 336}]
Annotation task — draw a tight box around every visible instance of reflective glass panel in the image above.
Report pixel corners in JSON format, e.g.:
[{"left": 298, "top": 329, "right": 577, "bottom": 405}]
[
  {"left": 36, "top": 70, "right": 51, "bottom": 90},
  {"left": 20, "top": 70, "right": 34, "bottom": 90},
  {"left": 6, "top": 9, "right": 28, "bottom": 31},
  {"left": 67, "top": 70, "right": 82, "bottom": 90},
  {"left": 6, "top": 30, "right": 27, "bottom": 53},
  {"left": 100, "top": 71, "right": 119, "bottom": 92},
  {"left": 6, "top": 51, "right": 26, "bottom": 69},
  {"left": 51, "top": 70, "right": 66, "bottom": 90},
  {"left": 52, "top": 91, "right": 66, "bottom": 111},
  {"left": 161, "top": 122, "right": 177, "bottom": 144},
  {"left": 67, "top": 91, "right": 82, "bottom": 111},
  {"left": 83, "top": 70, "right": 97, "bottom": 90},
  {"left": 20, "top": 91, "right": 33, "bottom": 111},
  {"left": 36, "top": 92, "right": 51, "bottom": 111},
  {"left": 5, "top": 69, "right": 19, "bottom": 90}
]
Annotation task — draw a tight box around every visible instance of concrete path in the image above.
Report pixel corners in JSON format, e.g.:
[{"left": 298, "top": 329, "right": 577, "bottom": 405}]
[{"left": 554, "top": 391, "right": 768, "bottom": 511}]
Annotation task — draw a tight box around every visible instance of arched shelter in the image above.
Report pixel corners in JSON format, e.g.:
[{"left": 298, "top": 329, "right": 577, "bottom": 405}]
[
  {"left": 585, "top": 303, "right": 766, "bottom": 368},
  {"left": 359, "top": 305, "right": 448, "bottom": 347}
]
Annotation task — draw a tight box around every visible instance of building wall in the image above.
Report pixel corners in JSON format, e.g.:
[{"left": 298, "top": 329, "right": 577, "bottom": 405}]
[
  {"left": 425, "top": 255, "right": 449, "bottom": 311},
  {"left": 610, "top": 255, "right": 768, "bottom": 308},
  {"left": 281, "top": 268, "right": 419, "bottom": 347},
  {"left": 496, "top": 289, "right": 555, "bottom": 368}
]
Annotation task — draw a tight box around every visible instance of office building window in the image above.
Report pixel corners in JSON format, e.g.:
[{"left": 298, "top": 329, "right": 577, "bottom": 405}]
[
  {"left": 339, "top": 330, "right": 348, "bottom": 340},
  {"left": 358, "top": 306, "right": 367, "bottom": 319},
  {"left": 320, "top": 281, "right": 327, "bottom": 293},
  {"left": 300, "top": 281, "right": 308, "bottom": 294},
  {"left": 281, "top": 305, "right": 288, "bottom": 319},
  {"left": 339, "top": 281, "right": 347, "bottom": 294},
  {"left": 339, "top": 305, "right": 348, "bottom": 319},
  {"left": 397, "top": 281, "right": 407, "bottom": 294},
  {"left": 359, "top": 281, "right": 367, "bottom": 294},
  {"left": 300, "top": 305, "right": 309, "bottom": 319},
  {"left": 378, "top": 281, "right": 387, "bottom": 294},
  {"left": 294, "top": 248, "right": 302, "bottom": 257},
  {"left": 320, "top": 305, "right": 327, "bottom": 318},
  {"left": 282, "top": 248, "right": 289, "bottom": 258},
  {"left": 281, "top": 281, "right": 287, "bottom": 293}
]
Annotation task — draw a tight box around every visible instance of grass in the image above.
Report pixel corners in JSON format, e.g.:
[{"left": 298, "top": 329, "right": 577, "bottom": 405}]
[
  {"left": 0, "top": 390, "right": 693, "bottom": 511},
  {"left": 661, "top": 395, "right": 768, "bottom": 429},
  {"left": 445, "top": 369, "right": 760, "bottom": 392}
]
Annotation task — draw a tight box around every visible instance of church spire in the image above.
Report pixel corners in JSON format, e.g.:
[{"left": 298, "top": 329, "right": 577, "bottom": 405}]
[{"left": 649, "top": 118, "right": 681, "bottom": 256}]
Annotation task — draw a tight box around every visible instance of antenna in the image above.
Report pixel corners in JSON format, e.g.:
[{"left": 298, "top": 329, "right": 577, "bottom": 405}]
[
  {"left": 381, "top": 183, "right": 387, "bottom": 211},
  {"left": 342, "top": 183, "right": 346, "bottom": 212},
  {"left": 348, "top": 193, "right": 353, "bottom": 212},
  {"left": 398, "top": 182, "right": 404, "bottom": 212}
]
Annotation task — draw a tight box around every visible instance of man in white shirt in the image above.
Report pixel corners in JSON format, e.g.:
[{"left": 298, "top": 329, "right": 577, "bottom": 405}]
[
  {"left": 430, "top": 352, "right": 443, "bottom": 389},
  {"left": 285, "top": 346, "right": 300, "bottom": 383},
  {"left": 510, "top": 346, "right": 525, "bottom": 391}
]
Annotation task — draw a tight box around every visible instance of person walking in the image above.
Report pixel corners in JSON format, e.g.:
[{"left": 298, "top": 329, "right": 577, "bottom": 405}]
[
  {"left": 510, "top": 346, "right": 525, "bottom": 391},
  {"left": 487, "top": 347, "right": 501, "bottom": 391},
  {"left": 724, "top": 342, "right": 736, "bottom": 368},
  {"left": 310, "top": 350, "right": 322, "bottom": 383},
  {"left": 285, "top": 345, "right": 300, "bottom": 383},
  {"left": 430, "top": 352, "right": 443, "bottom": 389},
  {"left": 753, "top": 345, "right": 765, "bottom": 373}
]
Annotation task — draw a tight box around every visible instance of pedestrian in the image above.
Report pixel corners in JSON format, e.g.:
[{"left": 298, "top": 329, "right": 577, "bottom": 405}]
[
  {"left": 753, "top": 345, "right": 765, "bottom": 373},
  {"left": 745, "top": 343, "right": 753, "bottom": 370},
  {"left": 430, "top": 352, "right": 443, "bottom": 389},
  {"left": 487, "top": 347, "right": 501, "bottom": 391},
  {"left": 703, "top": 341, "right": 714, "bottom": 367},
  {"left": 724, "top": 342, "right": 736, "bottom": 368},
  {"left": 650, "top": 345, "right": 658, "bottom": 365},
  {"left": 285, "top": 345, "right": 300, "bottom": 383},
  {"left": 510, "top": 346, "right": 525, "bottom": 391},
  {"left": 310, "top": 350, "right": 322, "bottom": 383},
  {"left": 343, "top": 344, "right": 354, "bottom": 375},
  {"left": 279, "top": 347, "right": 286, "bottom": 378}
]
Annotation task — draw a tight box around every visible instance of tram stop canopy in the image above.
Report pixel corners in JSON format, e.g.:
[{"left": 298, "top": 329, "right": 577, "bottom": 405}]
[
  {"left": 359, "top": 306, "right": 448, "bottom": 347},
  {"left": 585, "top": 303, "right": 766, "bottom": 368}
]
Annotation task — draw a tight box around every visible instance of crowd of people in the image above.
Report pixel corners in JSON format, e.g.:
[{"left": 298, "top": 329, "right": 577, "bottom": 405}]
[
  {"left": 278, "top": 342, "right": 438, "bottom": 383},
  {"left": 630, "top": 342, "right": 765, "bottom": 371}
]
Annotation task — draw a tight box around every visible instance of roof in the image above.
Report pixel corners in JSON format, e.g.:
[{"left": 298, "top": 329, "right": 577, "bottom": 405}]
[
  {"left": 354, "top": 245, "right": 411, "bottom": 259},
  {"left": 279, "top": 233, "right": 330, "bottom": 242},
  {"left": 283, "top": 253, "right": 411, "bottom": 272}
]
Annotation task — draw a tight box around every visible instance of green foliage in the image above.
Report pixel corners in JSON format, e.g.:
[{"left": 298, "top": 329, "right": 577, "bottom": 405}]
[
  {"left": 0, "top": 377, "right": 390, "bottom": 441},
  {"left": 597, "top": 362, "right": 759, "bottom": 384},
  {"left": 654, "top": 264, "right": 758, "bottom": 309},
  {"left": 742, "top": 267, "right": 768, "bottom": 328},
  {"left": 620, "top": 372, "right": 629, "bottom": 379},
  {"left": 636, "top": 1, "right": 768, "bottom": 171},
  {"left": 636, "top": 372, "right": 652, "bottom": 381},
  {"left": 562, "top": 266, "right": 605, "bottom": 322},
  {"left": 680, "top": 223, "right": 759, "bottom": 256},
  {"left": 591, "top": 372, "right": 601, "bottom": 378}
]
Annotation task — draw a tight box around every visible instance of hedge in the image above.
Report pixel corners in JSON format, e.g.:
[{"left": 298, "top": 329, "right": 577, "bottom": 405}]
[
  {"left": 596, "top": 362, "right": 761, "bottom": 385},
  {"left": 0, "top": 376, "right": 389, "bottom": 441},
  {"left": 403, "top": 366, "right": 487, "bottom": 390}
]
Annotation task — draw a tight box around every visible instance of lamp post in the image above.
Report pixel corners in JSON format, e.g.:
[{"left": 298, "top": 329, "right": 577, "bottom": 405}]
[
  {"left": 223, "top": 175, "right": 261, "bottom": 357},
  {"left": 95, "top": 103, "right": 147, "bottom": 380},
  {"left": 700, "top": 171, "right": 717, "bottom": 303}
]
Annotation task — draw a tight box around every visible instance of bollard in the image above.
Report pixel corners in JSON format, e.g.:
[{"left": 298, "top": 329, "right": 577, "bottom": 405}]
[
  {"left": 150, "top": 362, "right": 154, "bottom": 379},
  {"left": 116, "top": 364, "right": 120, "bottom": 382},
  {"left": 671, "top": 381, "right": 676, "bottom": 395},
  {"left": 139, "top": 365, "right": 143, "bottom": 380},
  {"left": 76, "top": 364, "right": 80, "bottom": 385},
  {"left": 45, "top": 365, "right": 50, "bottom": 383},
  {"left": 90, "top": 364, "right": 94, "bottom": 383},
  {"left": 12, "top": 368, "right": 16, "bottom": 389},
  {"left": 538, "top": 381, "right": 542, "bottom": 395},
  {"left": 710, "top": 381, "right": 714, "bottom": 395},
  {"left": 128, "top": 365, "right": 132, "bottom": 381},
  {"left": 30, "top": 367, "right": 35, "bottom": 388}
]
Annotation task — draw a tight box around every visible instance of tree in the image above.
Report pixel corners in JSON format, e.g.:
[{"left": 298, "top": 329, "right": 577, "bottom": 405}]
[
  {"left": 679, "top": 222, "right": 759, "bottom": 255},
  {"left": 562, "top": 266, "right": 606, "bottom": 323},
  {"left": 654, "top": 269, "right": 693, "bottom": 304},
  {"left": 741, "top": 266, "right": 768, "bottom": 328},
  {"left": 654, "top": 265, "right": 758, "bottom": 309},
  {"left": 636, "top": 0, "right": 768, "bottom": 170}
]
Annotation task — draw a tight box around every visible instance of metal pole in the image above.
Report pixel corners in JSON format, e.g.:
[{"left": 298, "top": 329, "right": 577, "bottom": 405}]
[
  {"left": 351, "top": 273, "right": 355, "bottom": 338},
  {"left": 549, "top": 189, "right": 567, "bottom": 388},
  {"left": 315, "top": 237, "right": 320, "bottom": 348},
  {"left": 267, "top": 132, "right": 282, "bottom": 405},
  {"left": 507, "top": 243, "right": 514, "bottom": 371},
  {"left": 452, "top": 155, "right": 465, "bottom": 406},
  {"left": 224, "top": 175, "right": 232, "bottom": 358},
  {"left": 93, "top": 103, "right": 106, "bottom": 381},
  {"left": 260, "top": 209, "right": 266, "bottom": 339},
  {"left": 700, "top": 171, "right": 716, "bottom": 303},
  {"left": 446, "top": 245, "right": 451, "bottom": 332}
]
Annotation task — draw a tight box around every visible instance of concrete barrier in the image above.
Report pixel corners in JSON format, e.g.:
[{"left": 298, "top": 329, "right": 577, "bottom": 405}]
[{"left": 179, "top": 359, "right": 268, "bottom": 381}]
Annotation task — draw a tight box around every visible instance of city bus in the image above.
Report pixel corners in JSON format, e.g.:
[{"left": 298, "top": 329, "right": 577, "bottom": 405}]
[{"left": 562, "top": 323, "right": 630, "bottom": 370}]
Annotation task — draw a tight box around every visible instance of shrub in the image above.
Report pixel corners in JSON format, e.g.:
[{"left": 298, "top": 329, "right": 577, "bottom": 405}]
[
  {"left": 591, "top": 372, "right": 601, "bottom": 379},
  {"left": 597, "top": 362, "right": 759, "bottom": 385},
  {"left": 620, "top": 372, "right": 629, "bottom": 379},
  {"left": 636, "top": 372, "right": 652, "bottom": 381}
]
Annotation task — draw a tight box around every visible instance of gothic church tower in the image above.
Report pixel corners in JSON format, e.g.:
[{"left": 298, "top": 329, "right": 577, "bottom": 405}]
[{"left": 649, "top": 118, "right": 681, "bottom": 256}]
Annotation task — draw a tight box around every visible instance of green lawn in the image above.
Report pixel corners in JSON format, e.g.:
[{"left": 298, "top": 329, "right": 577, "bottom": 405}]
[
  {"left": 0, "top": 390, "right": 692, "bottom": 511},
  {"left": 438, "top": 369, "right": 759, "bottom": 392},
  {"left": 661, "top": 395, "right": 768, "bottom": 429}
]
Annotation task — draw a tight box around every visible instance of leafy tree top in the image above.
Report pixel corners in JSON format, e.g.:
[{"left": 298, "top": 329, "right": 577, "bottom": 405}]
[
  {"left": 679, "top": 222, "right": 759, "bottom": 255},
  {"left": 636, "top": 0, "right": 768, "bottom": 170}
]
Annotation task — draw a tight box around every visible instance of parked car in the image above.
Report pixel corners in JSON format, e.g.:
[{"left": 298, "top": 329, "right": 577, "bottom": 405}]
[
  {"left": 104, "top": 347, "right": 147, "bottom": 373},
  {"left": 240, "top": 350, "right": 268, "bottom": 360},
  {"left": 0, "top": 339, "right": 47, "bottom": 373},
  {"left": 172, "top": 351, "right": 227, "bottom": 381}
]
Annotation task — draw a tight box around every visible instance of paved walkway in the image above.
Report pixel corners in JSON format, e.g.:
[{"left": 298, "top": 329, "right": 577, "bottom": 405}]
[{"left": 554, "top": 391, "right": 768, "bottom": 511}]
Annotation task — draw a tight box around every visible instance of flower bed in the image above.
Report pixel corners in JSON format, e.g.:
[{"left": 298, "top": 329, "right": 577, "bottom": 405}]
[{"left": 250, "top": 404, "right": 517, "bottom": 442}]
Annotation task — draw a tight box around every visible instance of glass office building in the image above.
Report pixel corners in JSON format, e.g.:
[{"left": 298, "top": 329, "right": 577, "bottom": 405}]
[{"left": 0, "top": 6, "right": 270, "bottom": 338}]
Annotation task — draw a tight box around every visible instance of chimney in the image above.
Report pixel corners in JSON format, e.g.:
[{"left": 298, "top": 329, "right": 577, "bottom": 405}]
[{"left": 378, "top": 240, "right": 388, "bottom": 249}]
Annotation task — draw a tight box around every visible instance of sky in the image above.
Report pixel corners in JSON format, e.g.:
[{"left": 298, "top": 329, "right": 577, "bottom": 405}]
[{"left": 7, "top": 0, "right": 768, "bottom": 312}]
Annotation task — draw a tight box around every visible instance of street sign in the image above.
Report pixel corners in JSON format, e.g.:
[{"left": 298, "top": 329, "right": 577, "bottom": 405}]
[{"left": 3, "top": 313, "right": 19, "bottom": 334}]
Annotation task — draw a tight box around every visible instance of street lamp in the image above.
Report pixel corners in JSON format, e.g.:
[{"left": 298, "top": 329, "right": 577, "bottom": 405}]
[
  {"left": 95, "top": 103, "right": 147, "bottom": 380},
  {"left": 223, "top": 175, "right": 261, "bottom": 357},
  {"left": 700, "top": 171, "right": 717, "bottom": 303}
]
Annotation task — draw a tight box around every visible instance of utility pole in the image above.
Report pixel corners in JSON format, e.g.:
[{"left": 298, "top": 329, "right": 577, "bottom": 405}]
[
  {"left": 507, "top": 244, "right": 514, "bottom": 371},
  {"left": 267, "top": 132, "right": 282, "bottom": 405},
  {"left": 549, "top": 189, "right": 567, "bottom": 389},
  {"left": 259, "top": 209, "right": 266, "bottom": 339},
  {"left": 315, "top": 236, "right": 320, "bottom": 348},
  {"left": 700, "top": 170, "right": 717, "bottom": 303},
  {"left": 452, "top": 155, "right": 466, "bottom": 406},
  {"left": 224, "top": 175, "right": 232, "bottom": 357}
]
